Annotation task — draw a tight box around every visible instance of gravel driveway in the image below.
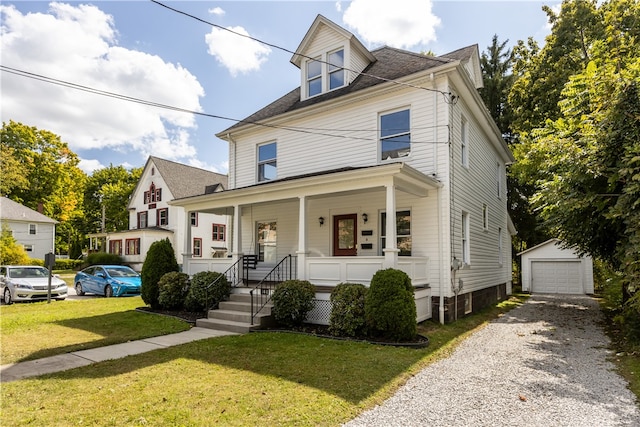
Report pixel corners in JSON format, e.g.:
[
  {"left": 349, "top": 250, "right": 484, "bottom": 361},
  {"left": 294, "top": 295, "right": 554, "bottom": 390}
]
[{"left": 345, "top": 294, "right": 640, "bottom": 427}]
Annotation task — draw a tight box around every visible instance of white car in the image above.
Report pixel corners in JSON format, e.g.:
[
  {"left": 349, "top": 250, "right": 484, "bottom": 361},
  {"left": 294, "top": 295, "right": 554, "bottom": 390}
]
[{"left": 0, "top": 265, "right": 67, "bottom": 304}]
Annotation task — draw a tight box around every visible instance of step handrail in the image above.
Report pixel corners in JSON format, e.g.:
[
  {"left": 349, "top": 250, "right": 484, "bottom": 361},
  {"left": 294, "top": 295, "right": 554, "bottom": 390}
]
[
  {"left": 204, "top": 256, "right": 244, "bottom": 310},
  {"left": 249, "top": 255, "right": 297, "bottom": 325}
]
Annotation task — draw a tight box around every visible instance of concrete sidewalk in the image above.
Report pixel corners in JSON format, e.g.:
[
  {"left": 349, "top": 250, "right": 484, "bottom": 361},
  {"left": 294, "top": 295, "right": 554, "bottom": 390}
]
[{"left": 0, "top": 327, "right": 238, "bottom": 383}]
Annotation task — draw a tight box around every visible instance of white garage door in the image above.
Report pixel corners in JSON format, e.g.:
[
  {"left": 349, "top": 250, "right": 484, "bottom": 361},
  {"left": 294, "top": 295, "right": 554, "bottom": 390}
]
[{"left": 531, "top": 261, "right": 583, "bottom": 294}]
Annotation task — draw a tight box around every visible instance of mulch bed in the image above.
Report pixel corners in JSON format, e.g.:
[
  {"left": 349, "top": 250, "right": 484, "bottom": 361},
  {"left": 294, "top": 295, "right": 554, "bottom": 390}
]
[{"left": 136, "top": 307, "right": 429, "bottom": 348}]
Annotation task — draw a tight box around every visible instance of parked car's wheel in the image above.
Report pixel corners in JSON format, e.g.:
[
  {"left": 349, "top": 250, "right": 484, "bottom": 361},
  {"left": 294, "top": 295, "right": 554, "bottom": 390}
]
[
  {"left": 75, "top": 282, "right": 85, "bottom": 296},
  {"left": 3, "top": 288, "right": 13, "bottom": 305},
  {"left": 104, "top": 285, "right": 113, "bottom": 298}
]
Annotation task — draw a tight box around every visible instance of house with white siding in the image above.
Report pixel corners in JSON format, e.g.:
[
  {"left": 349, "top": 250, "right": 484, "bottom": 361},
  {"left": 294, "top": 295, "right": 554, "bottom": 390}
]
[
  {"left": 171, "top": 15, "right": 515, "bottom": 323},
  {"left": 89, "top": 157, "right": 229, "bottom": 271},
  {"left": 0, "top": 196, "right": 57, "bottom": 260}
]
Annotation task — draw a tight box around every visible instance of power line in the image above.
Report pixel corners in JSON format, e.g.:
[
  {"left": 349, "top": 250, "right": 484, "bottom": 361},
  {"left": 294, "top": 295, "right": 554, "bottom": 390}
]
[
  {"left": 1, "top": 65, "right": 450, "bottom": 145},
  {"left": 150, "top": 0, "right": 457, "bottom": 103}
]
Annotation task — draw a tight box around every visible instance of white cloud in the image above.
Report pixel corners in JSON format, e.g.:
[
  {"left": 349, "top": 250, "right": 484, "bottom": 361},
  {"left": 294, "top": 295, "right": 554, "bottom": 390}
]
[
  {"left": 78, "top": 158, "right": 105, "bottom": 174},
  {"left": 0, "top": 3, "right": 204, "bottom": 160},
  {"left": 204, "top": 26, "right": 271, "bottom": 76},
  {"left": 208, "top": 7, "right": 225, "bottom": 16},
  {"left": 343, "top": 0, "right": 441, "bottom": 49}
]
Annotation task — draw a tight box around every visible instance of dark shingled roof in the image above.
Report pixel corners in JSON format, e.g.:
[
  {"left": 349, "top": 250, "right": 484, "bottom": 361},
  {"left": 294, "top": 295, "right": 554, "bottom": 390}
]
[
  {"left": 219, "top": 45, "right": 473, "bottom": 135},
  {"left": 0, "top": 197, "right": 57, "bottom": 223},
  {"left": 149, "top": 157, "right": 228, "bottom": 199}
]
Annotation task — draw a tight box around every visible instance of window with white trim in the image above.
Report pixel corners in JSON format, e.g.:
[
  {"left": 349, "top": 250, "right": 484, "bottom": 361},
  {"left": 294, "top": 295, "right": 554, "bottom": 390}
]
[
  {"left": 462, "top": 211, "right": 470, "bottom": 265},
  {"left": 190, "top": 212, "right": 198, "bottom": 226},
  {"left": 464, "top": 293, "right": 472, "bottom": 314},
  {"left": 380, "top": 108, "right": 411, "bottom": 161},
  {"left": 498, "top": 227, "right": 503, "bottom": 265},
  {"left": 304, "top": 48, "right": 345, "bottom": 98},
  {"left": 380, "top": 210, "right": 411, "bottom": 256},
  {"left": 461, "top": 116, "right": 469, "bottom": 167},
  {"left": 23, "top": 244, "right": 33, "bottom": 252},
  {"left": 137, "top": 212, "right": 148, "bottom": 229},
  {"left": 29, "top": 224, "right": 36, "bottom": 235},
  {"left": 258, "top": 142, "right": 277, "bottom": 182},
  {"left": 482, "top": 204, "right": 488, "bottom": 231}
]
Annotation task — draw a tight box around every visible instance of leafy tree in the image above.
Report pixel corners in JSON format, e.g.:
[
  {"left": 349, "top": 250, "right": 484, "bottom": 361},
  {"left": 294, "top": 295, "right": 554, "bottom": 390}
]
[
  {"left": 0, "top": 222, "right": 29, "bottom": 265},
  {"left": 0, "top": 144, "right": 29, "bottom": 197},
  {"left": 1, "top": 121, "right": 86, "bottom": 223},
  {"left": 140, "top": 238, "right": 179, "bottom": 309},
  {"left": 514, "top": 0, "right": 640, "bottom": 299},
  {"left": 84, "top": 165, "right": 142, "bottom": 233}
]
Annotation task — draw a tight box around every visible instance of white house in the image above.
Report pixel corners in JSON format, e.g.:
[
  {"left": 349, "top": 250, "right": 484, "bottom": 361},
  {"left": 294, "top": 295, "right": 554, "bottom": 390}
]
[
  {"left": 0, "top": 196, "right": 57, "bottom": 260},
  {"left": 89, "top": 157, "right": 229, "bottom": 271},
  {"left": 518, "top": 239, "right": 594, "bottom": 294},
  {"left": 171, "top": 15, "right": 515, "bottom": 323}
]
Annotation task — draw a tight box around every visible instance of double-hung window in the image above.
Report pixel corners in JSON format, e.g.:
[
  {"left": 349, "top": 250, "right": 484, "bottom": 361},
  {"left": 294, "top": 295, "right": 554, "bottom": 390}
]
[
  {"left": 29, "top": 224, "right": 36, "bottom": 235},
  {"left": 258, "top": 142, "right": 277, "bottom": 182},
  {"left": 305, "top": 48, "right": 345, "bottom": 98},
  {"left": 328, "top": 49, "right": 344, "bottom": 90},
  {"left": 307, "top": 57, "right": 322, "bottom": 97},
  {"left": 157, "top": 208, "right": 168, "bottom": 227},
  {"left": 462, "top": 212, "right": 470, "bottom": 265},
  {"left": 380, "top": 109, "right": 411, "bottom": 160},
  {"left": 380, "top": 210, "right": 412, "bottom": 256},
  {"left": 193, "top": 238, "right": 202, "bottom": 257}
]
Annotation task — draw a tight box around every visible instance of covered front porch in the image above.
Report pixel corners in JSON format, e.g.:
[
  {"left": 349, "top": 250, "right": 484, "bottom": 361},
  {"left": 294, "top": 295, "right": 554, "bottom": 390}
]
[{"left": 173, "top": 163, "right": 442, "bottom": 323}]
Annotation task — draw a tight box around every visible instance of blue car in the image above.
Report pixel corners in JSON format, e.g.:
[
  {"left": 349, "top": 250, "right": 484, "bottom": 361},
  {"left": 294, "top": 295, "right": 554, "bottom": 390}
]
[{"left": 74, "top": 265, "right": 141, "bottom": 297}]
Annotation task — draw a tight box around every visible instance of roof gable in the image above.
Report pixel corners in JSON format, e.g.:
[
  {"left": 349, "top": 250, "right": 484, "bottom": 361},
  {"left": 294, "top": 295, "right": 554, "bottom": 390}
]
[
  {"left": 129, "top": 157, "right": 228, "bottom": 208},
  {"left": 0, "top": 197, "right": 57, "bottom": 224},
  {"left": 290, "top": 15, "right": 375, "bottom": 68}
]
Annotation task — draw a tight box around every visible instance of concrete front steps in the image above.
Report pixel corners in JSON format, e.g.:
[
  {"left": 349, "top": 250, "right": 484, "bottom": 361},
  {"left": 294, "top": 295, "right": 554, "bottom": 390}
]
[{"left": 195, "top": 292, "right": 274, "bottom": 334}]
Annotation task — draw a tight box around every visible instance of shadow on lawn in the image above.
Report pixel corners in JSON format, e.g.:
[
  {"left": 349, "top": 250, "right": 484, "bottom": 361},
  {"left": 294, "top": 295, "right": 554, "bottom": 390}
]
[
  {"left": 14, "top": 310, "right": 188, "bottom": 362},
  {"left": 37, "top": 332, "right": 429, "bottom": 404}
]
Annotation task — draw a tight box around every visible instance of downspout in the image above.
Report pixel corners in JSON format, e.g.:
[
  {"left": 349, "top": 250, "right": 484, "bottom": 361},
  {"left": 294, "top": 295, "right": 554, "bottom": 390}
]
[{"left": 432, "top": 73, "right": 445, "bottom": 325}]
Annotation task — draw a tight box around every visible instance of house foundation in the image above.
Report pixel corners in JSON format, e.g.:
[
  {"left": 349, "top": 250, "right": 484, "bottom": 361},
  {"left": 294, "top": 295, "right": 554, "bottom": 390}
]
[{"left": 433, "top": 283, "right": 508, "bottom": 323}]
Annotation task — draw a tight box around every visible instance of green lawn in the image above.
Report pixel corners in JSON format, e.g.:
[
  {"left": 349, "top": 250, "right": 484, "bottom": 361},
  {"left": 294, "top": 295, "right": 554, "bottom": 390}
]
[
  {"left": 0, "top": 297, "right": 190, "bottom": 364},
  {"left": 0, "top": 295, "right": 528, "bottom": 426}
]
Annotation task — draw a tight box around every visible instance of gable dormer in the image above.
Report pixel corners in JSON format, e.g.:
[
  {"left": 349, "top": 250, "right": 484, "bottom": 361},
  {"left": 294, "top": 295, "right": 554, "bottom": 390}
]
[{"left": 291, "top": 15, "right": 376, "bottom": 101}]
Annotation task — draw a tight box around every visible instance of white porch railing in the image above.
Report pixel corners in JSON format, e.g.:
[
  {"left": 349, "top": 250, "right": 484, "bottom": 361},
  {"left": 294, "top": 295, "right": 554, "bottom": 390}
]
[{"left": 306, "top": 256, "right": 429, "bottom": 287}]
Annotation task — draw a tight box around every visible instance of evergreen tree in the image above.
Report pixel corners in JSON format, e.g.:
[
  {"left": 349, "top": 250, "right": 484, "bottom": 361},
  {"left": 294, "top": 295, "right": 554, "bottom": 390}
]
[{"left": 140, "top": 238, "right": 179, "bottom": 309}]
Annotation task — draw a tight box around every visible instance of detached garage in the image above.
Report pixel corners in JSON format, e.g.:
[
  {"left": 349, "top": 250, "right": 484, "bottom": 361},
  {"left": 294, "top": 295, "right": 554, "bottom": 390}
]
[{"left": 519, "top": 239, "right": 594, "bottom": 294}]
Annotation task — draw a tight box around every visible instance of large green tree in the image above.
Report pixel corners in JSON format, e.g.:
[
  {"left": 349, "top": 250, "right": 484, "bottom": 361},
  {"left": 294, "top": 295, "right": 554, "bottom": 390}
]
[
  {"left": 84, "top": 165, "right": 142, "bottom": 233},
  {"left": 511, "top": 0, "right": 640, "bottom": 296}
]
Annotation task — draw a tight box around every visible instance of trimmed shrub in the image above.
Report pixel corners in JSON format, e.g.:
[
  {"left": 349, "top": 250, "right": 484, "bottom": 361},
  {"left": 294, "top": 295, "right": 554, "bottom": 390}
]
[
  {"left": 52, "top": 258, "right": 84, "bottom": 271},
  {"left": 184, "top": 271, "right": 230, "bottom": 312},
  {"left": 271, "top": 280, "right": 315, "bottom": 327},
  {"left": 86, "top": 252, "right": 124, "bottom": 266},
  {"left": 329, "top": 283, "right": 368, "bottom": 337},
  {"left": 141, "top": 238, "right": 179, "bottom": 309},
  {"left": 365, "top": 268, "right": 416, "bottom": 341},
  {"left": 158, "top": 272, "right": 189, "bottom": 310}
]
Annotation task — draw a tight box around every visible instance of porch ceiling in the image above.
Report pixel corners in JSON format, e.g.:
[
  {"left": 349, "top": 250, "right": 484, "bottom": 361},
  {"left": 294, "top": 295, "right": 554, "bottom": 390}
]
[{"left": 170, "top": 162, "right": 442, "bottom": 212}]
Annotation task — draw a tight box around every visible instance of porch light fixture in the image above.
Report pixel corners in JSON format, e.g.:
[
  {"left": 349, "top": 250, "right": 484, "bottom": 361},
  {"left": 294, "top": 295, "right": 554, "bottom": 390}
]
[
  {"left": 319, "top": 216, "right": 325, "bottom": 226},
  {"left": 362, "top": 213, "right": 368, "bottom": 223}
]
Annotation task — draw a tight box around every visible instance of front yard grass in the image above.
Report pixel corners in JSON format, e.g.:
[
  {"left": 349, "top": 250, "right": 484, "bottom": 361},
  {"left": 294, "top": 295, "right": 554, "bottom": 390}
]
[
  {"left": 1, "top": 294, "right": 528, "bottom": 426},
  {"left": 0, "top": 297, "right": 190, "bottom": 364}
]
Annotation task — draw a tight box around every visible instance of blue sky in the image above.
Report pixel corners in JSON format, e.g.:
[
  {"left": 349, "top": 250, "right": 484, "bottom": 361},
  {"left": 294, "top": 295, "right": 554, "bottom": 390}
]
[{"left": 1, "top": 1, "right": 555, "bottom": 175}]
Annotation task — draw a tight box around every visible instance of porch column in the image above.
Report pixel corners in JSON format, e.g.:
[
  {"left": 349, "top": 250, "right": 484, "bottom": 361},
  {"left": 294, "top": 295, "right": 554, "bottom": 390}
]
[
  {"left": 231, "top": 204, "right": 243, "bottom": 263},
  {"left": 296, "top": 196, "right": 308, "bottom": 279},
  {"left": 183, "top": 210, "right": 193, "bottom": 272},
  {"left": 383, "top": 183, "right": 399, "bottom": 268}
]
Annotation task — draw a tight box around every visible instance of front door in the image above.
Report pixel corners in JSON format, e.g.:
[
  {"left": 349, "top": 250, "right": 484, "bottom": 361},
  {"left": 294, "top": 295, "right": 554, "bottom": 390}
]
[{"left": 333, "top": 214, "right": 357, "bottom": 256}]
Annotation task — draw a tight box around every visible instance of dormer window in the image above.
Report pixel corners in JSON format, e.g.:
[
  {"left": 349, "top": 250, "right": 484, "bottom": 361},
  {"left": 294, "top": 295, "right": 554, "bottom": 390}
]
[{"left": 304, "top": 48, "right": 345, "bottom": 98}]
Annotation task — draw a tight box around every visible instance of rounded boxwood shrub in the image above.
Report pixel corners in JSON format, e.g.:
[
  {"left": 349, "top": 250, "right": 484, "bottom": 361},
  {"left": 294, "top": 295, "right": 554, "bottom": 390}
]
[
  {"left": 329, "top": 282, "right": 368, "bottom": 337},
  {"left": 158, "top": 272, "right": 189, "bottom": 310},
  {"left": 184, "top": 271, "right": 230, "bottom": 312},
  {"left": 365, "top": 268, "right": 417, "bottom": 341},
  {"left": 271, "top": 280, "right": 315, "bottom": 327},
  {"left": 141, "top": 238, "right": 179, "bottom": 309}
]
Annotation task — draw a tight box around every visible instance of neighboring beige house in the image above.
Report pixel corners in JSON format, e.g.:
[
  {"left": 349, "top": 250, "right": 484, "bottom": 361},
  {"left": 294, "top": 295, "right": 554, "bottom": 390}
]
[
  {"left": 89, "top": 157, "right": 229, "bottom": 271},
  {"left": 0, "top": 197, "right": 57, "bottom": 260},
  {"left": 171, "top": 15, "right": 515, "bottom": 323}
]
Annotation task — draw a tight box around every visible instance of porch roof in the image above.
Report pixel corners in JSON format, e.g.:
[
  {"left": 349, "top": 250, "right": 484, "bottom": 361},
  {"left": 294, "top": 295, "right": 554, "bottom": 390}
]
[{"left": 170, "top": 162, "right": 441, "bottom": 212}]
